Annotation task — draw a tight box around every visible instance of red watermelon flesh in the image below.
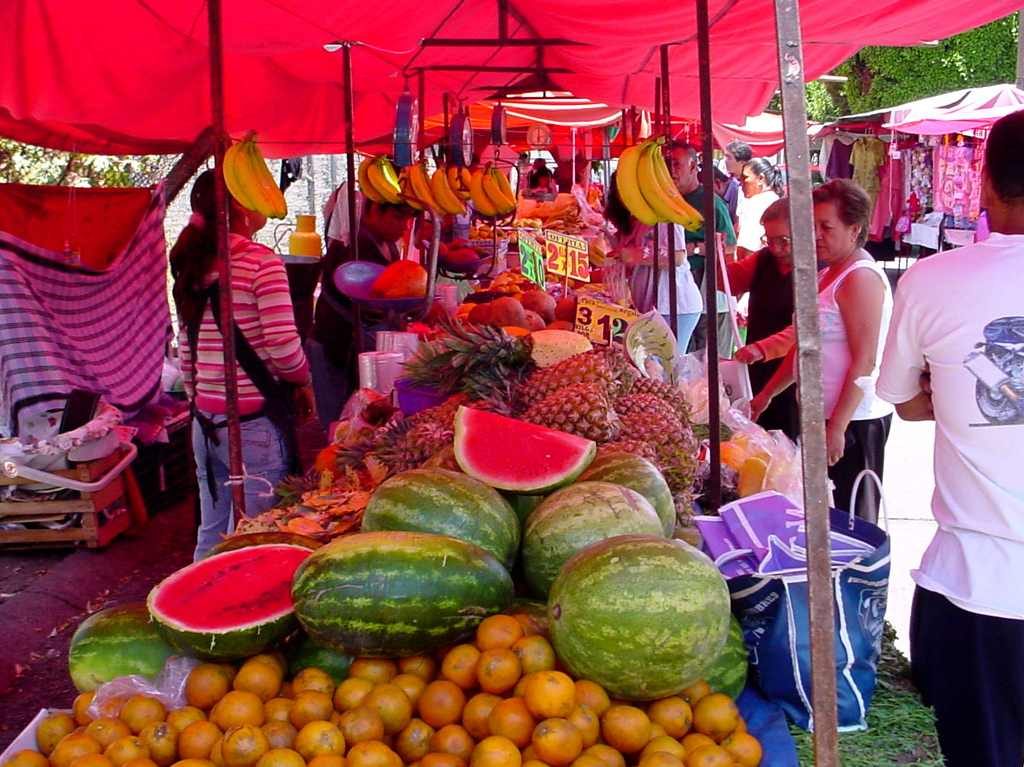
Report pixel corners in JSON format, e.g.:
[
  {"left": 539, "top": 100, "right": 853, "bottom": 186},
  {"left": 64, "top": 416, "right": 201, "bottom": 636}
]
[{"left": 454, "top": 406, "right": 597, "bottom": 493}]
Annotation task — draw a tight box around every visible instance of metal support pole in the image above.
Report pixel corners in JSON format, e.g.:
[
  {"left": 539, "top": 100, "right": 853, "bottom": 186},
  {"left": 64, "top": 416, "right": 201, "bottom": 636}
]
[
  {"left": 661, "top": 45, "right": 678, "bottom": 338},
  {"left": 442, "top": 94, "right": 451, "bottom": 164},
  {"left": 205, "top": 0, "right": 245, "bottom": 517},
  {"left": 696, "top": 0, "right": 721, "bottom": 511},
  {"left": 1017, "top": 10, "right": 1024, "bottom": 91},
  {"left": 418, "top": 71, "right": 426, "bottom": 158},
  {"left": 774, "top": 0, "right": 840, "bottom": 761},
  {"left": 342, "top": 43, "right": 359, "bottom": 263},
  {"left": 652, "top": 77, "right": 661, "bottom": 313},
  {"left": 306, "top": 155, "right": 317, "bottom": 216}
]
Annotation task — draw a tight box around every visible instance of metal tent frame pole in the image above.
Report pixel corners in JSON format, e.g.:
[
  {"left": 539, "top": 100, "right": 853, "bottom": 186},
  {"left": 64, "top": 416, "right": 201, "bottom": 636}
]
[
  {"left": 773, "top": 0, "right": 840, "bottom": 761},
  {"left": 342, "top": 43, "right": 360, "bottom": 265},
  {"left": 652, "top": 77, "right": 661, "bottom": 311},
  {"left": 661, "top": 44, "right": 678, "bottom": 339},
  {"left": 205, "top": 0, "right": 245, "bottom": 518}
]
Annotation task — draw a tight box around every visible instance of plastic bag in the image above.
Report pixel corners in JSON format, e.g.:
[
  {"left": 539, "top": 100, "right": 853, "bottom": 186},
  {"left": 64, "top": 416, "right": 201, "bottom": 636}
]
[
  {"left": 87, "top": 656, "right": 200, "bottom": 718},
  {"left": 721, "top": 409, "right": 803, "bottom": 502}
]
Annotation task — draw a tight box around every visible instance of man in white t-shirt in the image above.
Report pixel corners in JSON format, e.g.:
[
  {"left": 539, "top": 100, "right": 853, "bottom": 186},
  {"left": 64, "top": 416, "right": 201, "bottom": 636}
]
[{"left": 877, "top": 111, "right": 1024, "bottom": 767}]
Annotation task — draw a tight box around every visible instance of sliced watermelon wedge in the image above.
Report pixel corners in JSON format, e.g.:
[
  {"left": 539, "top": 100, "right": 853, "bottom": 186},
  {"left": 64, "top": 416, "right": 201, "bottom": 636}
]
[
  {"left": 147, "top": 544, "right": 311, "bottom": 660},
  {"left": 454, "top": 406, "right": 596, "bottom": 493}
]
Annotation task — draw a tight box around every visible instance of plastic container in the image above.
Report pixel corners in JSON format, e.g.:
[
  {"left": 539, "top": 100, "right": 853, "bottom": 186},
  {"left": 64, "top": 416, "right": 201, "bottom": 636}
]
[
  {"left": 358, "top": 351, "right": 404, "bottom": 394},
  {"left": 376, "top": 331, "right": 421, "bottom": 361},
  {"left": 395, "top": 378, "right": 449, "bottom": 415},
  {"left": 288, "top": 214, "right": 322, "bottom": 257}
]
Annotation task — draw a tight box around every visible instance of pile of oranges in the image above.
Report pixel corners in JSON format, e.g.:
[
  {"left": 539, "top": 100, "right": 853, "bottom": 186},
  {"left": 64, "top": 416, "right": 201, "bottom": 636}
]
[{"left": 5, "top": 612, "right": 761, "bottom": 767}]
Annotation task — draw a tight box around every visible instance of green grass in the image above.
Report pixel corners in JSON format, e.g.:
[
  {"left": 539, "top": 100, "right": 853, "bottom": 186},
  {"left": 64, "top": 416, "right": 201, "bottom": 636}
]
[{"left": 790, "top": 624, "right": 943, "bottom": 766}]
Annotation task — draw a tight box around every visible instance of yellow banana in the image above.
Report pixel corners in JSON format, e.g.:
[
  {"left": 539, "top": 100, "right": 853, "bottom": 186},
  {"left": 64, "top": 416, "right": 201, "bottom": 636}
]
[
  {"left": 358, "top": 157, "right": 385, "bottom": 203},
  {"left": 398, "top": 171, "right": 424, "bottom": 211},
  {"left": 431, "top": 167, "right": 467, "bottom": 215},
  {"left": 616, "top": 143, "right": 660, "bottom": 225},
  {"left": 367, "top": 155, "right": 402, "bottom": 205},
  {"left": 486, "top": 166, "right": 517, "bottom": 213},
  {"left": 481, "top": 165, "right": 515, "bottom": 216},
  {"left": 469, "top": 168, "right": 499, "bottom": 217},
  {"left": 243, "top": 138, "right": 288, "bottom": 218},
  {"left": 637, "top": 140, "right": 679, "bottom": 224},
  {"left": 222, "top": 141, "right": 259, "bottom": 212},
  {"left": 447, "top": 165, "right": 471, "bottom": 201},
  {"left": 402, "top": 163, "right": 437, "bottom": 212},
  {"left": 459, "top": 167, "right": 473, "bottom": 195},
  {"left": 646, "top": 140, "right": 704, "bottom": 230}
]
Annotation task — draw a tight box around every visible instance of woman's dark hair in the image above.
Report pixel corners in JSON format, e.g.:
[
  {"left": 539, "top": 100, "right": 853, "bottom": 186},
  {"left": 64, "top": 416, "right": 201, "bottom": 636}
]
[
  {"left": 605, "top": 171, "right": 634, "bottom": 236},
  {"left": 985, "top": 111, "right": 1024, "bottom": 202},
  {"left": 745, "top": 157, "right": 783, "bottom": 196},
  {"left": 528, "top": 167, "right": 553, "bottom": 189},
  {"left": 812, "top": 179, "right": 872, "bottom": 247},
  {"left": 170, "top": 169, "right": 222, "bottom": 330},
  {"left": 761, "top": 196, "right": 790, "bottom": 225}
]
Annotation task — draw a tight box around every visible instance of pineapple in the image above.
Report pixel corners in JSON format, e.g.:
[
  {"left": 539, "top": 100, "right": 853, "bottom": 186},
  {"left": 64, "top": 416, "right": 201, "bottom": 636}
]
[
  {"left": 616, "top": 394, "right": 698, "bottom": 496},
  {"left": 521, "top": 383, "right": 622, "bottom": 443},
  {"left": 626, "top": 377, "right": 691, "bottom": 424},
  {"left": 597, "top": 439, "right": 659, "bottom": 463},
  {"left": 517, "top": 350, "right": 618, "bottom": 409}
]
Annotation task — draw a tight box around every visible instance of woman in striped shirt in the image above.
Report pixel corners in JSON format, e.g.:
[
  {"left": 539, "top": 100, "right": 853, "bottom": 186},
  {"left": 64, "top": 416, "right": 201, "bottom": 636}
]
[{"left": 171, "top": 169, "right": 312, "bottom": 560}]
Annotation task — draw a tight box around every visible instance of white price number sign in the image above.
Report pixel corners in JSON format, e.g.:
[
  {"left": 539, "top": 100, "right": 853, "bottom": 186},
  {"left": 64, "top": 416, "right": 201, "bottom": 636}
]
[{"left": 574, "top": 296, "right": 639, "bottom": 345}]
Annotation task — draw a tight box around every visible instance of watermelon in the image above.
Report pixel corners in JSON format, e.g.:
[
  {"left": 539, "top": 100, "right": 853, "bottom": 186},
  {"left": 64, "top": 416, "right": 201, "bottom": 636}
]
[
  {"left": 147, "top": 544, "right": 312, "bottom": 660},
  {"left": 454, "top": 406, "right": 596, "bottom": 493},
  {"left": 292, "top": 531, "right": 514, "bottom": 657},
  {"left": 522, "top": 482, "right": 665, "bottom": 598},
  {"left": 287, "top": 634, "right": 353, "bottom": 683},
  {"left": 578, "top": 452, "right": 676, "bottom": 537},
  {"left": 705, "top": 616, "right": 748, "bottom": 698},
  {"left": 209, "top": 531, "right": 322, "bottom": 557},
  {"left": 548, "top": 535, "right": 731, "bottom": 701},
  {"left": 362, "top": 468, "right": 520, "bottom": 568},
  {"left": 503, "top": 492, "right": 545, "bottom": 526},
  {"left": 68, "top": 603, "right": 174, "bottom": 692}
]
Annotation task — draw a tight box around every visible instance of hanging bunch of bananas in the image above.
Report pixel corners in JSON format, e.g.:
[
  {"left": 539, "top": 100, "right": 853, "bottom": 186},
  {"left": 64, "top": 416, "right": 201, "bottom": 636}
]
[
  {"left": 395, "top": 162, "right": 468, "bottom": 216},
  {"left": 357, "top": 155, "right": 405, "bottom": 205},
  {"left": 223, "top": 134, "right": 288, "bottom": 219},
  {"left": 469, "top": 163, "right": 517, "bottom": 219},
  {"left": 616, "top": 138, "right": 703, "bottom": 231}
]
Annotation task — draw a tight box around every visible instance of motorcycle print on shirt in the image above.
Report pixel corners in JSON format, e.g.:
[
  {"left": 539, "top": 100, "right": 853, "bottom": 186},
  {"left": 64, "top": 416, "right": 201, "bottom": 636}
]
[{"left": 964, "top": 316, "right": 1024, "bottom": 426}]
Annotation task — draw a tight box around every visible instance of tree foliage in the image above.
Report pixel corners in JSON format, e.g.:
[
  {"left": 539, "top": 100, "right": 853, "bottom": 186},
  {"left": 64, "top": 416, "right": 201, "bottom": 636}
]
[{"left": 0, "top": 138, "right": 176, "bottom": 187}]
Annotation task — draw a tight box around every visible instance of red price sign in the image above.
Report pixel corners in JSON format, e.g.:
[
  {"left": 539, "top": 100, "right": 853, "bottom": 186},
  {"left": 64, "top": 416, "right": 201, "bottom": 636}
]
[{"left": 543, "top": 231, "right": 591, "bottom": 282}]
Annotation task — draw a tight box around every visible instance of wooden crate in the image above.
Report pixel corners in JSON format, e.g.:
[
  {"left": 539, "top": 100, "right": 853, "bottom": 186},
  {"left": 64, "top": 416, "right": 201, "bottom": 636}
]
[{"left": 0, "top": 447, "right": 134, "bottom": 548}]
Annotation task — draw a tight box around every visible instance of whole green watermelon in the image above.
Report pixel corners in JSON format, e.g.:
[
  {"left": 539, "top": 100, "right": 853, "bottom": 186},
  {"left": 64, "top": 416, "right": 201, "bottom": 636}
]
[
  {"left": 363, "top": 469, "right": 520, "bottom": 569},
  {"left": 705, "top": 616, "right": 748, "bottom": 698},
  {"left": 548, "top": 535, "right": 731, "bottom": 701},
  {"left": 287, "top": 633, "right": 353, "bottom": 683},
  {"left": 578, "top": 452, "right": 676, "bottom": 536},
  {"left": 523, "top": 482, "right": 665, "bottom": 598},
  {"left": 292, "top": 531, "right": 514, "bottom": 657},
  {"left": 503, "top": 492, "right": 545, "bottom": 526},
  {"left": 68, "top": 603, "right": 174, "bottom": 692}
]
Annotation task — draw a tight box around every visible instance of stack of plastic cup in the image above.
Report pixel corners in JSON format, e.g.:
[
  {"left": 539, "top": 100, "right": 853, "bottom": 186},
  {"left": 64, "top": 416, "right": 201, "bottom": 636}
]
[
  {"left": 358, "top": 351, "right": 405, "bottom": 394},
  {"left": 375, "top": 331, "right": 421, "bottom": 361}
]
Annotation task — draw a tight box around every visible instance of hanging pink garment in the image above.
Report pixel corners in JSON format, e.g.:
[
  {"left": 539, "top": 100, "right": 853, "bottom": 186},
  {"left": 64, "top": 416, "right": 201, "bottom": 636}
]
[{"left": 870, "top": 155, "right": 904, "bottom": 242}]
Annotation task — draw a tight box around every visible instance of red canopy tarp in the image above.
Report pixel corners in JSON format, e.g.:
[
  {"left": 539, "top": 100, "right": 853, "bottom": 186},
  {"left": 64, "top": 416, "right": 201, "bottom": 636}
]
[{"left": 0, "top": 0, "right": 1020, "bottom": 156}]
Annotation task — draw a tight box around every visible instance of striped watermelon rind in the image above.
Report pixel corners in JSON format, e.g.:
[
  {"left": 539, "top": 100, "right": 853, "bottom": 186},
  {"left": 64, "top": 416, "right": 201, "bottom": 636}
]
[
  {"left": 362, "top": 468, "right": 520, "bottom": 568},
  {"left": 68, "top": 603, "right": 174, "bottom": 692},
  {"left": 548, "top": 535, "right": 731, "bottom": 701},
  {"left": 287, "top": 633, "right": 353, "bottom": 683},
  {"left": 706, "top": 615, "right": 749, "bottom": 698},
  {"left": 292, "top": 531, "right": 514, "bottom": 657},
  {"left": 209, "top": 531, "right": 322, "bottom": 557},
  {"left": 522, "top": 482, "right": 665, "bottom": 598},
  {"left": 578, "top": 452, "right": 677, "bottom": 537}
]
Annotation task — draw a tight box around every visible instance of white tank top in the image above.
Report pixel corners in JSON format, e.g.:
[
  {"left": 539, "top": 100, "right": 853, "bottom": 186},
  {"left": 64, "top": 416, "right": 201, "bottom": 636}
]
[{"left": 818, "top": 255, "right": 894, "bottom": 421}]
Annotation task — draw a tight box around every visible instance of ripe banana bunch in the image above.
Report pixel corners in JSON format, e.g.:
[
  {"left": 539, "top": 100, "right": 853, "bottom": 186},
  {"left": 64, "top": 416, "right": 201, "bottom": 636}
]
[
  {"left": 617, "top": 139, "right": 703, "bottom": 231},
  {"left": 223, "top": 135, "right": 288, "bottom": 219},
  {"left": 446, "top": 165, "right": 473, "bottom": 201},
  {"left": 358, "top": 155, "right": 403, "bottom": 205},
  {"left": 430, "top": 166, "right": 468, "bottom": 216},
  {"left": 398, "top": 163, "right": 439, "bottom": 213},
  {"left": 470, "top": 164, "right": 516, "bottom": 219}
]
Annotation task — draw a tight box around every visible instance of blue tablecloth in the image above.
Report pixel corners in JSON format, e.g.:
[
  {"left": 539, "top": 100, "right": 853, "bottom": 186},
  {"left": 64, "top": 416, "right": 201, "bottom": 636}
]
[{"left": 737, "top": 684, "right": 800, "bottom": 767}]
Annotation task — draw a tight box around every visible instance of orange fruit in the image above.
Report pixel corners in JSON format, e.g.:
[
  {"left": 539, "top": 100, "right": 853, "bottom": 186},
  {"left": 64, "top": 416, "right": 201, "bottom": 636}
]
[
  {"left": 461, "top": 693, "right": 501, "bottom": 740},
  {"left": 221, "top": 725, "right": 270, "bottom": 767},
  {"left": 349, "top": 660, "right": 398, "bottom": 686},
  {"left": 720, "top": 731, "right": 762, "bottom": 767},
  {"left": 179, "top": 722, "right": 222, "bottom": 760},
  {"left": 334, "top": 678, "right": 375, "bottom": 713},
  {"left": 212, "top": 692, "right": 265, "bottom": 730},
  {"left": 683, "top": 745, "right": 733, "bottom": 767},
  {"left": 476, "top": 649, "right": 522, "bottom": 695},
  {"left": 289, "top": 691, "right": 334, "bottom": 729},
  {"left": 52, "top": 736, "right": 103, "bottom": 767},
  {"left": 680, "top": 682, "right": 711, "bottom": 708},
  {"left": 345, "top": 741, "right": 402, "bottom": 767},
  {"left": 567, "top": 757, "right": 604, "bottom": 767},
  {"left": 419, "top": 754, "right": 465, "bottom": 767},
  {"left": 263, "top": 699, "right": 293, "bottom": 725},
  {"left": 399, "top": 656, "right": 438, "bottom": 682},
  {"left": 138, "top": 723, "right": 178, "bottom": 767},
  {"left": 522, "top": 761, "right": 551, "bottom": 767},
  {"left": 428, "top": 725, "right": 474, "bottom": 762},
  {"left": 648, "top": 723, "right": 667, "bottom": 740},
  {"left": 600, "top": 706, "right": 651, "bottom": 754},
  {"left": 485, "top": 698, "right": 535, "bottom": 749},
  {"left": 581, "top": 744, "right": 625, "bottom": 767},
  {"left": 124, "top": 758, "right": 159, "bottom": 767},
  {"left": 292, "top": 668, "right": 335, "bottom": 698},
  {"left": 691, "top": 695, "right": 739, "bottom": 743},
  {"left": 679, "top": 734, "right": 715, "bottom": 754},
  {"left": 395, "top": 719, "right": 435, "bottom": 764},
  {"left": 254, "top": 749, "right": 305, "bottom": 767},
  {"left": 475, "top": 616, "right": 524, "bottom": 651},
  {"left": 640, "top": 736, "right": 687, "bottom": 762},
  {"left": 248, "top": 654, "right": 286, "bottom": 676},
  {"left": 167, "top": 710, "right": 207, "bottom": 733},
  {"left": 74, "top": 692, "right": 97, "bottom": 725},
  {"left": 210, "top": 739, "right": 225, "bottom": 767},
  {"left": 234, "top": 662, "right": 283, "bottom": 703},
  {"left": 417, "top": 681, "right": 466, "bottom": 729},
  {"left": 307, "top": 756, "right": 346, "bottom": 767},
  {"left": 523, "top": 672, "right": 575, "bottom": 720},
  {"left": 510, "top": 611, "right": 546, "bottom": 638},
  {"left": 441, "top": 645, "right": 481, "bottom": 690},
  {"left": 364, "top": 684, "right": 413, "bottom": 735},
  {"left": 566, "top": 707, "right": 599, "bottom": 749},
  {"left": 294, "top": 721, "right": 345, "bottom": 760},
  {"left": 104, "top": 737, "right": 151, "bottom": 767},
  {"left": 521, "top": 747, "right": 538, "bottom": 762},
  {"left": 169, "top": 761, "right": 215, "bottom": 767},
  {"left": 260, "top": 723, "right": 296, "bottom": 751},
  {"left": 86, "top": 720, "right": 132, "bottom": 750},
  {"left": 120, "top": 697, "right": 168, "bottom": 736},
  {"left": 531, "top": 718, "right": 583, "bottom": 766},
  {"left": 512, "top": 636, "right": 556, "bottom": 675},
  {"left": 38, "top": 712, "right": 77, "bottom": 755},
  {"left": 68, "top": 755, "right": 113, "bottom": 767},
  {"left": 573, "top": 683, "right": 609, "bottom": 717},
  {"left": 392, "top": 674, "right": 428, "bottom": 706},
  {"left": 513, "top": 678, "right": 530, "bottom": 699},
  {"left": 470, "top": 736, "right": 522, "bottom": 767},
  {"left": 5, "top": 751, "right": 49, "bottom": 767},
  {"left": 188, "top": 666, "right": 234, "bottom": 711},
  {"left": 637, "top": 754, "right": 684, "bottom": 767},
  {"left": 338, "top": 707, "right": 385, "bottom": 746},
  {"left": 734, "top": 718, "right": 747, "bottom": 734},
  {"left": 647, "top": 698, "right": 692, "bottom": 739}
]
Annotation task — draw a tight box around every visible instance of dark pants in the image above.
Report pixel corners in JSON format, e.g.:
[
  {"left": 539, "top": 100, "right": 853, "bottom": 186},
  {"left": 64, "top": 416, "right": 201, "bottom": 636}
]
[
  {"left": 829, "top": 413, "right": 891, "bottom": 522},
  {"left": 911, "top": 586, "right": 1024, "bottom": 767}
]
